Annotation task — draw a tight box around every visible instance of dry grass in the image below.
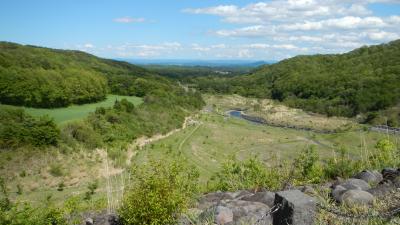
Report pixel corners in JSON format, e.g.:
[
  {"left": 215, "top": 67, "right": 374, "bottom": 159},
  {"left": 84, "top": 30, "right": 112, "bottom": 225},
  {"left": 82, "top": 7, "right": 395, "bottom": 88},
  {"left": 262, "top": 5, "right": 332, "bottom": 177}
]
[{"left": 204, "top": 94, "right": 356, "bottom": 131}]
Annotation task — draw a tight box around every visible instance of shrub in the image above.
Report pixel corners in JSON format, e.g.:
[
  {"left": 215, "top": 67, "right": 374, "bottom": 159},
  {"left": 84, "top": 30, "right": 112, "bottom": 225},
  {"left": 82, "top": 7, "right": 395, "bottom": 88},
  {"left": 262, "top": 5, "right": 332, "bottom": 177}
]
[
  {"left": 119, "top": 158, "right": 199, "bottom": 225},
  {"left": 370, "top": 138, "right": 398, "bottom": 169},
  {"left": 0, "top": 107, "right": 59, "bottom": 148},
  {"left": 293, "top": 146, "right": 324, "bottom": 184},
  {"left": 0, "top": 203, "right": 66, "bottom": 225},
  {"left": 57, "top": 182, "right": 65, "bottom": 191},
  {"left": 324, "top": 147, "right": 361, "bottom": 179},
  {"left": 49, "top": 164, "right": 64, "bottom": 177},
  {"left": 210, "top": 156, "right": 283, "bottom": 191},
  {"left": 61, "top": 121, "right": 102, "bottom": 149},
  {"left": 83, "top": 180, "right": 98, "bottom": 201}
]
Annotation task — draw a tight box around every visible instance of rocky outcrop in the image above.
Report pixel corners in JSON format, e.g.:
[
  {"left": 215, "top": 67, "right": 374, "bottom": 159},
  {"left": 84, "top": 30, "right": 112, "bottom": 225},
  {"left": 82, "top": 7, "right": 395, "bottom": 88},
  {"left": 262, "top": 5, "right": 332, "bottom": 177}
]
[
  {"left": 331, "top": 168, "right": 400, "bottom": 207},
  {"left": 82, "top": 168, "right": 400, "bottom": 224},
  {"left": 193, "top": 189, "right": 316, "bottom": 225},
  {"left": 82, "top": 212, "right": 120, "bottom": 225},
  {"left": 273, "top": 190, "right": 316, "bottom": 225}
]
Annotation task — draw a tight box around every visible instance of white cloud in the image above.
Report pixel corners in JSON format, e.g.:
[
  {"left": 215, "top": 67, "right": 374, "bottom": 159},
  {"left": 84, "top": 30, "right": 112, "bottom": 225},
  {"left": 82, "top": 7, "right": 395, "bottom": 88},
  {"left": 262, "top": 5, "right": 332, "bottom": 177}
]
[
  {"left": 238, "top": 49, "right": 252, "bottom": 58},
  {"left": 184, "top": 0, "right": 376, "bottom": 24},
  {"left": 191, "top": 44, "right": 211, "bottom": 52},
  {"left": 113, "top": 17, "right": 146, "bottom": 23},
  {"left": 83, "top": 43, "right": 94, "bottom": 48},
  {"left": 364, "top": 31, "right": 400, "bottom": 41}
]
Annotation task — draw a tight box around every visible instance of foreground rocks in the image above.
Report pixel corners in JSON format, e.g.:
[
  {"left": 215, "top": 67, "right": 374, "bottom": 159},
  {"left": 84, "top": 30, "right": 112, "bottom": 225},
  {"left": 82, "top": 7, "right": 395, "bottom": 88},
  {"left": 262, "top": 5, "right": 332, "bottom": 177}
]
[
  {"left": 331, "top": 168, "right": 400, "bottom": 207},
  {"left": 193, "top": 189, "right": 316, "bottom": 225},
  {"left": 83, "top": 168, "right": 400, "bottom": 224},
  {"left": 273, "top": 190, "right": 316, "bottom": 225},
  {"left": 82, "top": 212, "right": 120, "bottom": 225}
]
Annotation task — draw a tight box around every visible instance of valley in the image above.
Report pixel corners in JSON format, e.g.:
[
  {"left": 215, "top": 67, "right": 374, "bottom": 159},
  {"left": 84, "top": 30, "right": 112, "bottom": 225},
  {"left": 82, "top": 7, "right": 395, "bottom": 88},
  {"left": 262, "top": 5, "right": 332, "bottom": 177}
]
[
  {"left": 0, "top": 39, "right": 399, "bottom": 224},
  {"left": 1, "top": 94, "right": 396, "bottom": 209}
]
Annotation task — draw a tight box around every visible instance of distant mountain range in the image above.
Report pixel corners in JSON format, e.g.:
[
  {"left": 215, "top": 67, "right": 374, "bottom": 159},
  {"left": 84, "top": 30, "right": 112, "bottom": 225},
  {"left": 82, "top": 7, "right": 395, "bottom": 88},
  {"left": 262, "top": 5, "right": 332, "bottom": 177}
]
[{"left": 118, "top": 59, "right": 275, "bottom": 67}]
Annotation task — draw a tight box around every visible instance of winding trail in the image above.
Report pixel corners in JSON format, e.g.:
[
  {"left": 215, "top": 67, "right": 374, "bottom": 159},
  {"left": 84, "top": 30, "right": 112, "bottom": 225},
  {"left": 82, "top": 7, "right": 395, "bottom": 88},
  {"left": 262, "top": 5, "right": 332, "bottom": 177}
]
[
  {"left": 178, "top": 123, "right": 202, "bottom": 151},
  {"left": 125, "top": 116, "right": 195, "bottom": 166}
]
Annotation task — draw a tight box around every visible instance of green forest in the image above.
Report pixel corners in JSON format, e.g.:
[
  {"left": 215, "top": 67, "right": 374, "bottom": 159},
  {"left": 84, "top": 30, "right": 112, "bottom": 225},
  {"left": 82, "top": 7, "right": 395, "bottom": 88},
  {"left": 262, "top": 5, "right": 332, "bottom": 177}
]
[
  {"left": 0, "top": 42, "right": 156, "bottom": 108},
  {"left": 0, "top": 42, "right": 205, "bottom": 150},
  {"left": 189, "top": 40, "right": 400, "bottom": 124}
]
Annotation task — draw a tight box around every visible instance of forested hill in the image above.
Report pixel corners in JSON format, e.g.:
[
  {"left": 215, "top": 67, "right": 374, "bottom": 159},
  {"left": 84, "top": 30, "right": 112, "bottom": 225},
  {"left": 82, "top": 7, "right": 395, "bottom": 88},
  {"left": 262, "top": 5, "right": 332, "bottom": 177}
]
[
  {"left": 0, "top": 42, "right": 161, "bottom": 108},
  {"left": 194, "top": 39, "right": 400, "bottom": 119}
]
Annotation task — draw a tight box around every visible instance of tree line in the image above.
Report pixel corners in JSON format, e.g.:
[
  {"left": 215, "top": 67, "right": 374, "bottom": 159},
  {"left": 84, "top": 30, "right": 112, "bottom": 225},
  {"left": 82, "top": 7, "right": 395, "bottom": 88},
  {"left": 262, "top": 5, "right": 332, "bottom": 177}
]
[{"left": 188, "top": 39, "right": 400, "bottom": 122}]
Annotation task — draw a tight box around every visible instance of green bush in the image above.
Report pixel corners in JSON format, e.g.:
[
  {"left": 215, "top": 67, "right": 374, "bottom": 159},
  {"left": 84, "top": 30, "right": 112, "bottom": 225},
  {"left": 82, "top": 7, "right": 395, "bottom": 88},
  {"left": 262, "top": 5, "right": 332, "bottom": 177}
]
[
  {"left": 0, "top": 203, "right": 66, "bottom": 225},
  {"left": 292, "top": 146, "right": 324, "bottom": 184},
  {"left": 61, "top": 121, "right": 102, "bottom": 149},
  {"left": 370, "top": 138, "right": 398, "bottom": 169},
  {"left": 0, "top": 107, "right": 59, "bottom": 148},
  {"left": 49, "top": 164, "right": 64, "bottom": 177},
  {"left": 119, "top": 158, "right": 199, "bottom": 225},
  {"left": 324, "top": 147, "right": 362, "bottom": 179},
  {"left": 210, "top": 156, "right": 283, "bottom": 191}
]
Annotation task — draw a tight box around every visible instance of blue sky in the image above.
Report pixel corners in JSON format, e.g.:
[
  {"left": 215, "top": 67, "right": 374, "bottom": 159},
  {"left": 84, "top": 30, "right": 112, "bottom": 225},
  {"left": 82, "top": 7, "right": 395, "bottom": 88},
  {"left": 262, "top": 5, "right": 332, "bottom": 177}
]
[{"left": 0, "top": 0, "right": 399, "bottom": 60}]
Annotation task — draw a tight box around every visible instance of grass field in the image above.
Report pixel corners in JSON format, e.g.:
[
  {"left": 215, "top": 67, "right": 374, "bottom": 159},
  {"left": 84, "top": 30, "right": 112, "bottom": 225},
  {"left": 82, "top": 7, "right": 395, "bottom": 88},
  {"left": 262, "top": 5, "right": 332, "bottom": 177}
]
[
  {"left": 0, "top": 95, "right": 143, "bottom": 124},
  {"left": 133, "top": 111, "right": 398, "bottom": 183}
]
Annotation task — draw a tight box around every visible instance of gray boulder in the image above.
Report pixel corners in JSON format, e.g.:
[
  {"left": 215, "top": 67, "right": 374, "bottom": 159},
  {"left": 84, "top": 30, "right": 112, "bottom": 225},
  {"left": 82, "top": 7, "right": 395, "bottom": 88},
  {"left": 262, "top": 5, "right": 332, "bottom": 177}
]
[
  {"left": 83, "top": 213, "right": 120, "bottom": 225},
  {"left": 382, "top": 168, "right": 400, "bottom": 181},
  {"left": 199, "top": 205, "right": 233, "bottom": 224},
  {"left": 215, "top": 206, "right": 234, "bottom": 225},
  {"left": 273, "top": 190, "right": 316, "bottom": 225},
  {"left": 331, "top": 185, "right": 347, "bottom": 203},
  {"left": 198, "top": 192, "right": 234, "bottom": 210},
  {"left": 341, "top": 190, "right": 374, "bottom": 206},
  {"left": 353, "top": 170, "right": 383, "bottom": 185},
  {"left": 222, "top": 200, "right": 270, "bottom": 219},
  {"left": 340, "top": 178, "right": 371, "bottom": 191},
  {"left": 368, "top": 181, "right": 396, "bottom": 197},
  {"left": 228, "top": 190, "right": 253, "bottom": 199},
  {"left": 240, "top": 191, "right": 275, "bottom": 207}
]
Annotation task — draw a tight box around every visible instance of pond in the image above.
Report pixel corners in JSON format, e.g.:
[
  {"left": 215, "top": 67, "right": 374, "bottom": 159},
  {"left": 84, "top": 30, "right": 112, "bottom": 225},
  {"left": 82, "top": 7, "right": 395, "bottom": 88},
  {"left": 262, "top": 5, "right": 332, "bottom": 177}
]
[
  {"left": 228, "top": 110, "right": 266, "bottom": 125},
  {"left": 229, "top": 110, "right": 243, "bottom": 118}
]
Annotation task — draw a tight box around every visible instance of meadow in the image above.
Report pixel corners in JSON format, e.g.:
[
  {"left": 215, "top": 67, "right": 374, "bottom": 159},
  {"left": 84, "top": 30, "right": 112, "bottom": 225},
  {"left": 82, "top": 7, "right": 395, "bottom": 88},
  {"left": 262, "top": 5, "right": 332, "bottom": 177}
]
[
  {"left": 133, "top": 105, "right": 397, "bottom": 183},
  {"left": 0, "top": 95, "right": 143, "bottom": 124}
]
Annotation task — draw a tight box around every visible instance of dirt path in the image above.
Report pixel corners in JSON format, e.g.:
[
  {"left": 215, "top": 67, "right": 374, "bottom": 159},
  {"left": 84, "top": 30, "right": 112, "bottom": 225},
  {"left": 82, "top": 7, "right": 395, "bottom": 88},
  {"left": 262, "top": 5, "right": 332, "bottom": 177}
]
[
  {"left": 95, "top": 116, "right": 197, "bottom": 179},
  {"left": 125, "top": 116, "right": 196, "bottom": 166}
]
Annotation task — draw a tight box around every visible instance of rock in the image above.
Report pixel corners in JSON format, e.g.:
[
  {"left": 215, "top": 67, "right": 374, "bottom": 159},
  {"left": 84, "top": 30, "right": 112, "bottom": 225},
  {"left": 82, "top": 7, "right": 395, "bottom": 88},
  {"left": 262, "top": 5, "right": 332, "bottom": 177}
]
[
  {"left": 199, "top": 205, "right": 233, "bottom": 225},
  {"left": 229, "top": 190, "right": 253, "bottom": 199},
  {"left": 331, "top": 177, "right": 344, "bottom": 188},
  {"left": 240, "top": 191, "right": 275, "bottom": 207},
  {"left": 340, "top": 178, "right": 371, "bottom": 191},
  {"left": 353, "top": 170, "right": 383, "bottom": 185},
  {"left": 394, "top": 176, "right": 400, "bottom": 187},
  {"left": 368, "top": 181, "right": 396, "bottom": 197},
  {"left": 198, "top": 192, "right": 234, "bottom": 210},
  {"left": 222, "top": 200, "right": 271, "bottom": 225},
  {"left": 85, "top": 218, "right": 94, "bottom": 225},
  {"left": 331, "top": 185, "right": 347, "bottom": 203},
  {"left": 81, "top": 212, "right": 120, "bottom": 225},
  {"left": 215, "top": 206, "right": 234, "bottom": 225},
  {"left": 273, "top": 190, "right": 316, "bottom": 225},
  {"left": 341, "top": 190, "right": 374, "bottom": 206},
  {"left": 382, "top": 168, "right": 400, "bottom": 181}
]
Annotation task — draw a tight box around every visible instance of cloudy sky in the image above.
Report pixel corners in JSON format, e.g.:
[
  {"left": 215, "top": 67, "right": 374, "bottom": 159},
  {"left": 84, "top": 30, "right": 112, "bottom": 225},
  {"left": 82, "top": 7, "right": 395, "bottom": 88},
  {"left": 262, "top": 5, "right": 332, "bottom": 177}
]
[{"left": 1, "top": 0, "right": 399, "bottom": 60}]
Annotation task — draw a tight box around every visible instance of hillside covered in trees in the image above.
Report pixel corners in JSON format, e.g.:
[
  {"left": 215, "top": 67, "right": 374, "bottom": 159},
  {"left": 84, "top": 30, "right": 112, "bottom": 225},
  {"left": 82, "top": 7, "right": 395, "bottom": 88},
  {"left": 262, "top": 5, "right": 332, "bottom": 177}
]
[
  {"left": 191, "top": 40, "right": 400, "bottom": 122},
  {"left": 0, "top": 42, "right": 158, "bottom": 108}
]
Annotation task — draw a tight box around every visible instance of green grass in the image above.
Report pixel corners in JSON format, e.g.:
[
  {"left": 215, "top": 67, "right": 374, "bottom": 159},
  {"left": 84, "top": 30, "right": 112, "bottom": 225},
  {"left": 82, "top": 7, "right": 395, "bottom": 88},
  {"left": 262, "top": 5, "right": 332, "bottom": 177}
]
[
  {"left": 0, "top": 95, "right": 143, "bottom": 124},
  {"left": 134, "top": 112, "right": 398, "bottom": 183}
]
